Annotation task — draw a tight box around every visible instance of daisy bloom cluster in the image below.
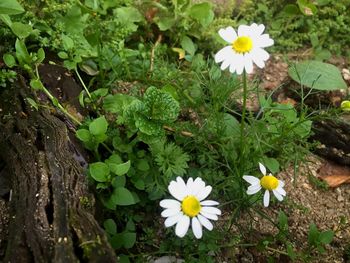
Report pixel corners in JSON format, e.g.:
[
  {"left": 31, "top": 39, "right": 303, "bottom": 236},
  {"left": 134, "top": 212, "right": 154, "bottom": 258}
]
[
  {"left": 160, "top": 177, "right": 221, "bottom": 239},
  {"left": 243, "top": 163, "right": 286, "bottom": 207},
  {"left": 215, "top": 23, "right": 274, "bottom": 74}
]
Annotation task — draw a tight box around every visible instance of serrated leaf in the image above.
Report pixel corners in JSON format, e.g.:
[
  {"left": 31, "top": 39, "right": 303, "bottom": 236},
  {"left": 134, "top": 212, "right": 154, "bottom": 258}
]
[
  {"left": 76, "top": 129, "right": 91, "bottom": 142},
  {"left": 0, "top": 0, "right": 24, "bottom": 15},
  {"left": 103, "top": 94, "right": 136, "bottom": 114},
  {"left": 288, "top": 60, "right": 347, "bottom": 90},
  {"left": 89, "top": 116, "right": 108, "bottom": 136},
  {"left": 89, "top": 162, "right": 110, "bottom": 182},
  {"left": 111, "top": 187, "right": 136, "bottom": 206},
  {"left": 109, "top": 160, "right": 131, "bottom": 176}
]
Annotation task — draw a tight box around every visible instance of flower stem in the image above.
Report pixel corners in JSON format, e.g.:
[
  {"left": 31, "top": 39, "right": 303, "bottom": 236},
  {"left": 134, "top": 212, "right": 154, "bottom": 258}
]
[
  {"left": 75, "top": 68, "right": 92, "bottom": 99},
  {"left": 239, "top": 71, "right": 248, "bottom": 173}
]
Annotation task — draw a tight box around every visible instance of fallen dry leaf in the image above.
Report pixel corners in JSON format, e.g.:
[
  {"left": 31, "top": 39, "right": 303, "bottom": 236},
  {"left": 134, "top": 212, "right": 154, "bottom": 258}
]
[{"left": 317, "top": 161, "right": 350, "bottom": 187}]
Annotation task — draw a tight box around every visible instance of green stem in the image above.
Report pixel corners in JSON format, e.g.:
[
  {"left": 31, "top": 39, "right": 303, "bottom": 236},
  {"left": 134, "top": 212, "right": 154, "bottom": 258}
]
[
  {"left": 75, "top": 68, "right": 92, "bottom": 99},
  {"left": 239, "top": 71, "right": 248, "bottom": 177},
  {"left": 41, "top": 86, "right": 82, "bottom": 125}
]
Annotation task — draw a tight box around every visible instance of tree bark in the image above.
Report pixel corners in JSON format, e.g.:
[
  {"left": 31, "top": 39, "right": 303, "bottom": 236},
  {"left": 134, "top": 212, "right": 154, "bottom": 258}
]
[{"left": 0, "top": 77, "right": 117, "bottom": 262}]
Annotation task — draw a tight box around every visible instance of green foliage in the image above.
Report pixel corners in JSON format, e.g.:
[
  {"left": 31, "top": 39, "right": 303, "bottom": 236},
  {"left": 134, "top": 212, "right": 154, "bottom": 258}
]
[
  {"left": 233, "top": 0, "right": 350, "bottom": 57},
  {"left": 0, "top": 0, "right": 24, "bottom": 15},
  {"left": 308, "top": 223, "right": 334, "bottom": 253},
  {"left": 153, "top": 142, "right": 190, "bottom": 178},
  {"left": 123, "top": 87, "right": 180, "bottom": 138},
  {"left": 288, "top": 60, "right": 347, "bottom": 90}
]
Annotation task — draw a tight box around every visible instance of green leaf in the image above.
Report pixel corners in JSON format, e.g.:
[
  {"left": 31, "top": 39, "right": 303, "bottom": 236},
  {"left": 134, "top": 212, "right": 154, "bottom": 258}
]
[
  {"left": 26, "top": 98, "right": 38, "bottom": 110},
  {"left": 319, "top": 230, "right": 334, "bottom": 245},
  {"left": 111, "top": 187, "right": 136, "bottom": 206},
  {"left": 223, "top": 113, "right": 240, "bottom": 137},
  {"left": 61, "top": 34, "right": 74, "bottom": 50},
  {"left": 180, "top": 36, "right": 196, "bottom": 56},
  {"left": 104, "top": 219, "right": 117, "bottom": 235},
  {"left": 103, "top": 94, "right": 136, "bottom": 114},
  {"left": 308, "top": 223, "right": 319, "bottom": 245},
  {"left": 89, "top": 116, "right": 108, "bottom": 136},
  {"left": 3, "top": 53, "right": 16, "bottom": 68},
  {"left": 282, "top": 4, "right": 300, "bottom": 16},
  {"left": 11, "top": 22, "right": 32, "bottom": 38},
  {"left": 297, "top": 0, "right": 317, "bottom": 15},
  {"left": 30, "top": 79, "right": 44, "bottom": 90},
  {"left": 286, "top": 242, "right": 297, "bottom": 260},
  {"left": 36, "top": 48, "right": 45, "bottom": 64},
  {"left": 58, "top": 51, "right": 69, "bottom": 59},
  {"left": 89, "top": 162, "right": 110, "bottom": 182},
  {"left": 134, "top": 179, "right": 145, "bottom": 190},
  {"left": 189, "top": 2, "right": 214, "bottom": 27},
  {"left": 288, "top": 60, "right": 347, "bottom": 90},
  {"left": 120, "top": 232, "right": 136, "bottom": 249},
  {"left": 278, "top": 211, "right": 288, "bottom": 230},
  {"left": 111, "top": 176, "right": 126, "bottom": 188},
  {"left": 156, "top": 17, "right": 175, "bottom": 31},
  {"left": 76, "top": 129, "right": 92, "bottom": 142},
  {"left": 261, "top": 157, "right": 280, "bottom": 173},
  {"left": 109, "top": 160, "right": 131, "bottom": 176},
  {"left": 15, "top": 38, "right": 30, "bottom": 65},
  {"left": 136, "top": 159, "right": 150, "bottom": 171},
  {"left": 0, "top": 0, "right": 24, "bottom": 15}
]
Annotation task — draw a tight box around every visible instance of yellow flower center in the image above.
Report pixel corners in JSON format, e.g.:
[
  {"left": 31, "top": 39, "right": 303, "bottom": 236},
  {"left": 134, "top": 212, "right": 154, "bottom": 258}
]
[
  {"left": 181, "top": 196, "right": 201, "bottom": 217},
  {"left": 260, "top": 175, "right": 279, "bottom": 190},
  {"left": 232, "top": 36, "right": 253, "bottom": 53}
]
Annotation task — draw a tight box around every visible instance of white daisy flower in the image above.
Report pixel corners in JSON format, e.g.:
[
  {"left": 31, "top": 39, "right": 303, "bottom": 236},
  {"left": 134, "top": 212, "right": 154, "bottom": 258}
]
[
  {"left": 160, "top": 177, "right": 221, "bottom": 239},
  {"left": 243, "top": 163, "right": 286, "bottom": 207},
  {"left": 214, "top": 23, "right": 274, "bottom": 75}
]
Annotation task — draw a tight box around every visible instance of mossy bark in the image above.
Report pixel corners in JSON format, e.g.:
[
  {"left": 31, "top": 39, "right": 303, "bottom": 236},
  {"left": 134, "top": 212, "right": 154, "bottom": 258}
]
[{"left": 0, "top": 77, "right": 117, "bottom": 263}]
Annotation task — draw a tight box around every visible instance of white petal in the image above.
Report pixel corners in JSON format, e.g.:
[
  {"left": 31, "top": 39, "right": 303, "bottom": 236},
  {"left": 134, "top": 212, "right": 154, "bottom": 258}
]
[
  {"left": 215, "top": 46, "right": 234, "bottom": 63},
  {"left": 191, "top": 217, "right": 203, "bottom": 239},
  {"left": 220, "top": 58, "right": 232, "bottom": 70},
  {"left": 186, "top": 177, "right": 194, "bottom": 192},
  {"left": 196, "top": 185, "right": 212, "bottom": 201},
  {"left": 237, "top": 24, "right": 250, "bottom": 37},
  {"left": 243, "top": 54, "right": 254, "bottom": 74},
  {"left": 263, "top": 190, "right": 270, "bottom": 207},
  {"left": 160, "top": 199, "right": 181, "bottom": 209},
  {"left": 164, "top": 213, "right": 183, "bottom": 227},
  {"left": 256, "top": 34, "right": 274, "bottom": 48},
  {"left": 247, "top": 184, "right": 261, "bottom": 195},
  {"left": 218, "top": 26, "right": 237, "bottom": 43},
  {"left": 259, "top": 163, "right": 267, "bottom": 175},
  {"left": 279, "top": 180, "right": 285, "bottom": 188},
  {"left": 197, "top": 214, "right": 213, "bottom": 231},
  {"left": 168, "top": 178, "right": 188, "bottom": 201},
  {"left": 201, "top": 206, "right": 221, "bottom": 215},
  {"left": 243, "top": 175, "right": 260, "bottom": 185},
  {"left": 272, "top": 189, "right": 284, "bottom": 201},
  {"left": 190, "top": 177, "right": 206, "bottom": 196},
  {"left": 229, "top": 62, "right": 236, "bottom": 73},
  {"left": 254, "top": 47, "right": 270, "bottom": 61},
  {"left": 276, "top": 185, "right": 286, "bottom": 196},
  {"left": 175, "top": 215, "right": 190, "bottom": 238},
  {"left": 200, "top": 200, "right": 219, "bottom": 206},
  {"left": 200, "top": 211, "right": 218, "bottom": 221},
  {"left": 161, "top": 207, "right": 181, "bottom": 218},
  {"left": 254, "top": 24, "right": 265, "bottom": 36},
  {"left": 235, "top": 54, "right": 245, "bottom": 75}
]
